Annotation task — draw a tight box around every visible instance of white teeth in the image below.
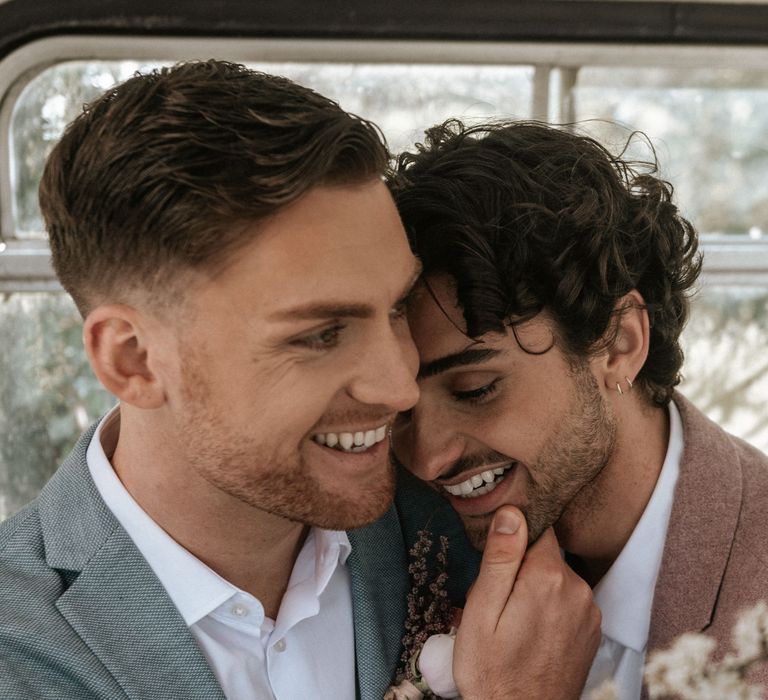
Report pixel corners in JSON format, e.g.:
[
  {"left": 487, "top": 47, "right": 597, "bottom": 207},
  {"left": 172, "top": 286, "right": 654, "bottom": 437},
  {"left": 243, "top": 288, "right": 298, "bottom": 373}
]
[
  {"left": 467, "top": 483, "right": 492, "bottom": 498},
  {"left": 444, "top": 464, "right": 514, "bottom": 499},
  {"left": 313, "top": 424, "right": 389, "bottom": 453}
]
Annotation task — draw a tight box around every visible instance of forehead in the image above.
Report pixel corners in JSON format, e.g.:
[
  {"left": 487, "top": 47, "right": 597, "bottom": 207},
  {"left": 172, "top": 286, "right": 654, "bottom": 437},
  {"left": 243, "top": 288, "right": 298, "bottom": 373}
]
[
  {"left": 408, "top": 274, "right": 555, "bottom": 362},
  {"left": 407, "top": 275, "right": 471, "bottom": 358},
  {"left": 203, "top": 181, "right": 416, "bottom": 312}
]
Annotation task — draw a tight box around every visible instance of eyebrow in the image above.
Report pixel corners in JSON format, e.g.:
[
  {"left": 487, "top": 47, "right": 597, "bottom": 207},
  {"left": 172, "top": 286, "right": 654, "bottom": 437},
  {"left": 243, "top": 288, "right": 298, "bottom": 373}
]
[
  {"left": 268, "top": 259, "right": 423, "bottom": 322},
  {"left": 418, "top": 347, "right": 501, "bottom": 379}
]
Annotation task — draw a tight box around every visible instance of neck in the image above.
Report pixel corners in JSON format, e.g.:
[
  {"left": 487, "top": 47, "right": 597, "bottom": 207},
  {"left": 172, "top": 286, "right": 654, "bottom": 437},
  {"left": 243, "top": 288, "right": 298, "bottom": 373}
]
[
  {"left": 557, "top": 395, "right": 671, "bottom": 588},
  {"left": 108, "top": 406, "right": 308, "bottom": 619}
]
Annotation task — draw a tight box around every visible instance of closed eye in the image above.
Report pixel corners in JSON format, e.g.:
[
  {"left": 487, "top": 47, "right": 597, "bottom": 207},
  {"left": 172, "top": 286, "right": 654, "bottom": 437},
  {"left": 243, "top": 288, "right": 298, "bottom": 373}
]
[{"left": 453, "top": 378, "right": 501, "bottom": 404}]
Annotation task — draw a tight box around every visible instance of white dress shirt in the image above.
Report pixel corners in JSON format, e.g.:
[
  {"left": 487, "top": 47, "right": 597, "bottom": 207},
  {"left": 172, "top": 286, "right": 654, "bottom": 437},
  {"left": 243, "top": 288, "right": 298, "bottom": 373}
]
[
  {"left": 581, "top": 402, "right": 683, "bottom": 700},
  {"left": 87, "top": 407, "right": 356, "bottom": 700}
]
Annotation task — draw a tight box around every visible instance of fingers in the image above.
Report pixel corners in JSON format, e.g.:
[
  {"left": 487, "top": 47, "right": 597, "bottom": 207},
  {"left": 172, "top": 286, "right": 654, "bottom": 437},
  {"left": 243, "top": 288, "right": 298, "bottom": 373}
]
[
  {"left": 461, "top": 506, "right": 528, "bottom": 629},
  {"left": 455, "top": 517, "right": 602, "bottom": 700},
  {"left": 516, "top": 526, "right": 562, "bottom": 574},
  {"left": 526, "top": 525, "right": 560, "bottom": 558}
]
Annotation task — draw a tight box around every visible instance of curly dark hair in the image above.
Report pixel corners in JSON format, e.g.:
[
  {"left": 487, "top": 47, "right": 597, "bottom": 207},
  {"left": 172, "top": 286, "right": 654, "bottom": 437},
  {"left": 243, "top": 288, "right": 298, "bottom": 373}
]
[
  {"left": 390, "top": 120, "right": 702, "bottom": 406},
  {"left": 40, "top": 60, "right": 388, "bottom": 316}
]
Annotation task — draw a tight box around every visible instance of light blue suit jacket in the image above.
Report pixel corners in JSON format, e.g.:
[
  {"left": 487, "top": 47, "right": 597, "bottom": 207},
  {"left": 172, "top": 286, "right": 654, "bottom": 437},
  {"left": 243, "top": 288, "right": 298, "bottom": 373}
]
[{"left": 0, "top": 426, "right": 479, "bottom": 699}]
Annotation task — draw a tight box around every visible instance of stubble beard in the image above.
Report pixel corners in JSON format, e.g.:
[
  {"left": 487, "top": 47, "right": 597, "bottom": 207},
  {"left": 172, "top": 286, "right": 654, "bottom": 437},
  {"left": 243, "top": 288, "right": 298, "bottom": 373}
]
[
  {"left": 463, "top": 364, "right": 616, "bottom": 550},
  {"left": 190, "top": 445, "right": 396, "bottom": 530},
  {"left": 176, "top": 359, "right": 396, "bottom": 531},
  {"left": 463, "top": 513, "right": 494, "bottom": 551}
]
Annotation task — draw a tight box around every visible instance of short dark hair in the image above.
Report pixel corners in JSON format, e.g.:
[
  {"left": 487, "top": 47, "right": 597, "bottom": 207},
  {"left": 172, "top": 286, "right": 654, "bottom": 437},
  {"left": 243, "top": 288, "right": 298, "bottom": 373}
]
[
  {"left": 391, "top": 120, "right": 702, "bottom": 406},
  {"left": 40, "top": 60, "right": 389, "bottom": 315}
]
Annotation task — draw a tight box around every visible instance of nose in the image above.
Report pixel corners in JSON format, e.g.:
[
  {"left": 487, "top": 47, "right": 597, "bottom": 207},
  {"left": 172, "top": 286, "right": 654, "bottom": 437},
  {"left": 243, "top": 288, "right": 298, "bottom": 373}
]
[
  {"left": 393, "top": 400, "right": 465, "bottom": 483},
  {"left": 349, "top": 322, "right": 420, "bottom": 412}
]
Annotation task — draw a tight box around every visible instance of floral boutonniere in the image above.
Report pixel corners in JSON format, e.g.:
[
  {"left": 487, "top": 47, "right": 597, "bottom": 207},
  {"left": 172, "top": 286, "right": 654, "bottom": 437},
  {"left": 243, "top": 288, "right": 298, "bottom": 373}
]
[{"left": 385, "top": 528, "right": 462, "bottom": 700}]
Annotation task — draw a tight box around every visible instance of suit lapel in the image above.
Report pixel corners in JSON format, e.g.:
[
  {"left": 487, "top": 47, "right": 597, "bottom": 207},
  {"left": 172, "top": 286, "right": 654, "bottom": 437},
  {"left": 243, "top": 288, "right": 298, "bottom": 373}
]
[
  {"left": 347, "top": 506, "right": 408, "bottom": 700},
  {"left": 648, "top": 394, "right": 743, "bottom": 652},
  {"left": 55, "top": 527, "right": 224, "bottom": 700},
  {"left": 38, "top": 427, "right": 225, "bottom": 700}
]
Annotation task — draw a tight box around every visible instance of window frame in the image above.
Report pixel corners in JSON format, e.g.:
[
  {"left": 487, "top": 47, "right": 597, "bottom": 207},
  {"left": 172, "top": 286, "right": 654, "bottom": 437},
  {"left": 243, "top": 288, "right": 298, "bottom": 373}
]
[{"left": 1, "top": 34, "right": 768, "bottom": 291}]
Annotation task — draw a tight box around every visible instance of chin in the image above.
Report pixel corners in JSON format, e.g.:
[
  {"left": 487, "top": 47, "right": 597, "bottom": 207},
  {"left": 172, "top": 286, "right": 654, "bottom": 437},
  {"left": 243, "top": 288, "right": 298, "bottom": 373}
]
[
  {"left": 461, "top": 513, "right": 493, "bottom": 551},
  {"left": 309, "top": 477, "right": 396, "bottom": 531},
  {"left": 317, "top": 494, "right": 394, "bottom": 531}
]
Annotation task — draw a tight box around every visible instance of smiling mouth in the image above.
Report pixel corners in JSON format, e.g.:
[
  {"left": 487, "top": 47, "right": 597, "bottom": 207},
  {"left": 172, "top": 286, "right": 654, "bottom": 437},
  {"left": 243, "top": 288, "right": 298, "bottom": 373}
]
[
  {"left": 312, "top": 425, "right": 388, "bottom": 453},
  {"left": 442, "top": 463, "right": 515, "bottom": 498}
]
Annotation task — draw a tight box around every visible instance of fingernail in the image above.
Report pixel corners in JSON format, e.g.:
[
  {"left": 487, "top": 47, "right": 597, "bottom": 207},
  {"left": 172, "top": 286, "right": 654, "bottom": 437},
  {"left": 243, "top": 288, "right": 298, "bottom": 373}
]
[{"left": 493, "top": 509, "right": 521, "bottom": 535}]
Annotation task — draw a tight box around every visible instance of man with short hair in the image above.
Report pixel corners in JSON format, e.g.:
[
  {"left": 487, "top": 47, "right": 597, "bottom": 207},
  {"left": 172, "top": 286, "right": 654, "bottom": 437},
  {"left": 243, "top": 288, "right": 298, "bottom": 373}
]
[
  {"left": 391, "top": 119, "right": 768, "bottom": 698},
  {"left": 0, "top": 64, "right": 599, "bottom": 699}
]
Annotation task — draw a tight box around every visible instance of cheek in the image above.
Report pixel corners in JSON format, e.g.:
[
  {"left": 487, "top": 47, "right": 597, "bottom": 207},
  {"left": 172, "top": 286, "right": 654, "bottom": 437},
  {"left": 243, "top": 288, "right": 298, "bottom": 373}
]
[
  {"left": 258, "top": 369, "right": 351, "bottom": 436},
  {"left": 224, "top": 355, "right": 315, "bottom": 407},
  {"left": 468, "top": 396, "right": 549, "bottom": 456}
]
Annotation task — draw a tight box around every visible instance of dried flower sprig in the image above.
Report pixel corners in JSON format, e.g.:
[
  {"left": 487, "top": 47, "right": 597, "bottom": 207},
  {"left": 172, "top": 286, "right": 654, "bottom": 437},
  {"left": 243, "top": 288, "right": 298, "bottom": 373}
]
[{"left": 385, "top": 529, "right": 455, "bottom": 700}]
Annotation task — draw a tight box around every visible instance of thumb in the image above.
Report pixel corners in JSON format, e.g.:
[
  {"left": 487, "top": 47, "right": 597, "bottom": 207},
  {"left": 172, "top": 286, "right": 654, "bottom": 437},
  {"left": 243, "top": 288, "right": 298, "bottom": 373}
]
[{"left": 462, "top": 506, "right": 528, "bottom": 627}]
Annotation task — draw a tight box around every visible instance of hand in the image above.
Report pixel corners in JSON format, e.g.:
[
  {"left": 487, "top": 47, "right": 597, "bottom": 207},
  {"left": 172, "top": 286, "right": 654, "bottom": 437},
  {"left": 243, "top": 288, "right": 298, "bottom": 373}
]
[{"left": 453, "top": 506, "right": 601, "bottom": 700}]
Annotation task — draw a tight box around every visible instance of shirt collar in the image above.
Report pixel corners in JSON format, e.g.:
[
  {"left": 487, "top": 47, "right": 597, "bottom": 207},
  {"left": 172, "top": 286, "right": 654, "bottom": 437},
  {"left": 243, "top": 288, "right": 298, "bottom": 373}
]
[
  {"left": 592, "top": 400, "right": 683, "bottom": 652},
  {"left": 87, "top": 406, "right": 351, "bottom": 627}
]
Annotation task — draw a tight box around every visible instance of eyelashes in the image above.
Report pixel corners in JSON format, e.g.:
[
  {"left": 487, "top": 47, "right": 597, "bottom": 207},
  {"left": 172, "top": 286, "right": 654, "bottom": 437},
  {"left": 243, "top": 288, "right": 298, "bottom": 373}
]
[
  {"left": 291, "top": 323, "right": 346, "bottom": 351},
  {"left": 452, "top": 378, "right": 501, "bottom": 404},
  {"left": 290, "top": 301, "right": 408, "bottom": 353}
]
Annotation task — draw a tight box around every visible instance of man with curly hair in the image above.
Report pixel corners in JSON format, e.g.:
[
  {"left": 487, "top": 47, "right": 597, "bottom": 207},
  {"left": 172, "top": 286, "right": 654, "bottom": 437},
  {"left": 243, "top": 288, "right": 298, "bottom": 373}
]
[{"left": 390, "top": 120, "right": 768, "bottom": 698}]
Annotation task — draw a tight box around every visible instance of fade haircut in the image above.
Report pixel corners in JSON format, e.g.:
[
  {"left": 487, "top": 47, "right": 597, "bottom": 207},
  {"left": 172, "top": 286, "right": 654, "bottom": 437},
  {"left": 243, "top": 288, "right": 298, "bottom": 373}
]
[
  {"left": 40, "top": 60, "right": 389, "bottom": 316},
  {"left": 391, "top": 120, "right": 702, "bottom": 406}
]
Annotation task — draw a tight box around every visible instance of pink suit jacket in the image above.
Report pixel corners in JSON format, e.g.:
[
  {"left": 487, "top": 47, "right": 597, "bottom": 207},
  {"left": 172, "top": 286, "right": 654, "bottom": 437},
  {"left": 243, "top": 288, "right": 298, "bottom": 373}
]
[{"left": 645, "top": 392, "right": 768, "bottom": 691}]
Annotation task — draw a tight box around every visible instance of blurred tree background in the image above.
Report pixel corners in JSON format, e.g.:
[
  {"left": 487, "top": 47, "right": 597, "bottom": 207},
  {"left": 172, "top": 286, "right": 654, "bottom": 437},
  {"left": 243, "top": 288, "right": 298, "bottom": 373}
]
[
  {"left": 0, "top": 294, "right": 114, "bottom": 519},
  {"left": 574, "top": 66, "right": 768, "bottom": 236}
]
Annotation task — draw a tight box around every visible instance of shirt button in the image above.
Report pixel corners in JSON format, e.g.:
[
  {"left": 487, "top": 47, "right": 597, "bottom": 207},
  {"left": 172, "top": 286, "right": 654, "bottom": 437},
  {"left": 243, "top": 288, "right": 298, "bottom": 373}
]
[
  {"left": 230, "top": 603, "right": 249, "bottom": 618},
  {"left": 274, "top": 639, "right": 286, "bottom": 652}
]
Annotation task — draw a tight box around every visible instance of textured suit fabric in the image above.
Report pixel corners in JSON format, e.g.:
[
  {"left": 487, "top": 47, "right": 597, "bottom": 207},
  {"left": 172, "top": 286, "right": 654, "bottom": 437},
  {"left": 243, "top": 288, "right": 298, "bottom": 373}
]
[
  {"left": 0, "top": 426, "right": 478, "bottom": 700},
  {"left": 645, "top": 393, "right": 768, "bottom": 692}
]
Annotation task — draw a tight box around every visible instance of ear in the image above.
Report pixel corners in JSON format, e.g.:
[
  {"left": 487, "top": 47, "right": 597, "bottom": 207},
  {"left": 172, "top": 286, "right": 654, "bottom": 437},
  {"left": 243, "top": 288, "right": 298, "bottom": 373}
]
[
  {"left": 594, "top": 289, "right": 649, "bottom": 397},
  {"left": 83, "top": 304, "right": 167, "bottom": 409}
]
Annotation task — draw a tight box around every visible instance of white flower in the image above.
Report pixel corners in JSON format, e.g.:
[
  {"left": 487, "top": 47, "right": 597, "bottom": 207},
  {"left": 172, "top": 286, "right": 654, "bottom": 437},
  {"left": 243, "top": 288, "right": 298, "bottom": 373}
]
[
  {"left": 687, "top": 669, "right": 763, "bottom": 700},
  {"left": 643, "top": 604, "right": 768, "bottom": 700},
  {"left": 418, "top": 630, "right": 460, "bottom": 698},
  {"left": 733, "top": 600, "right": 768, "bottom": 665},
  {"left": 644, "top": 633, "right": 716, "bottom": 698},
  {"left": 383, "top": 679, "right": 424, "bottom": 700},
  {"left": 590, "top": 678, "right": 619, "bottom": 700}
]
